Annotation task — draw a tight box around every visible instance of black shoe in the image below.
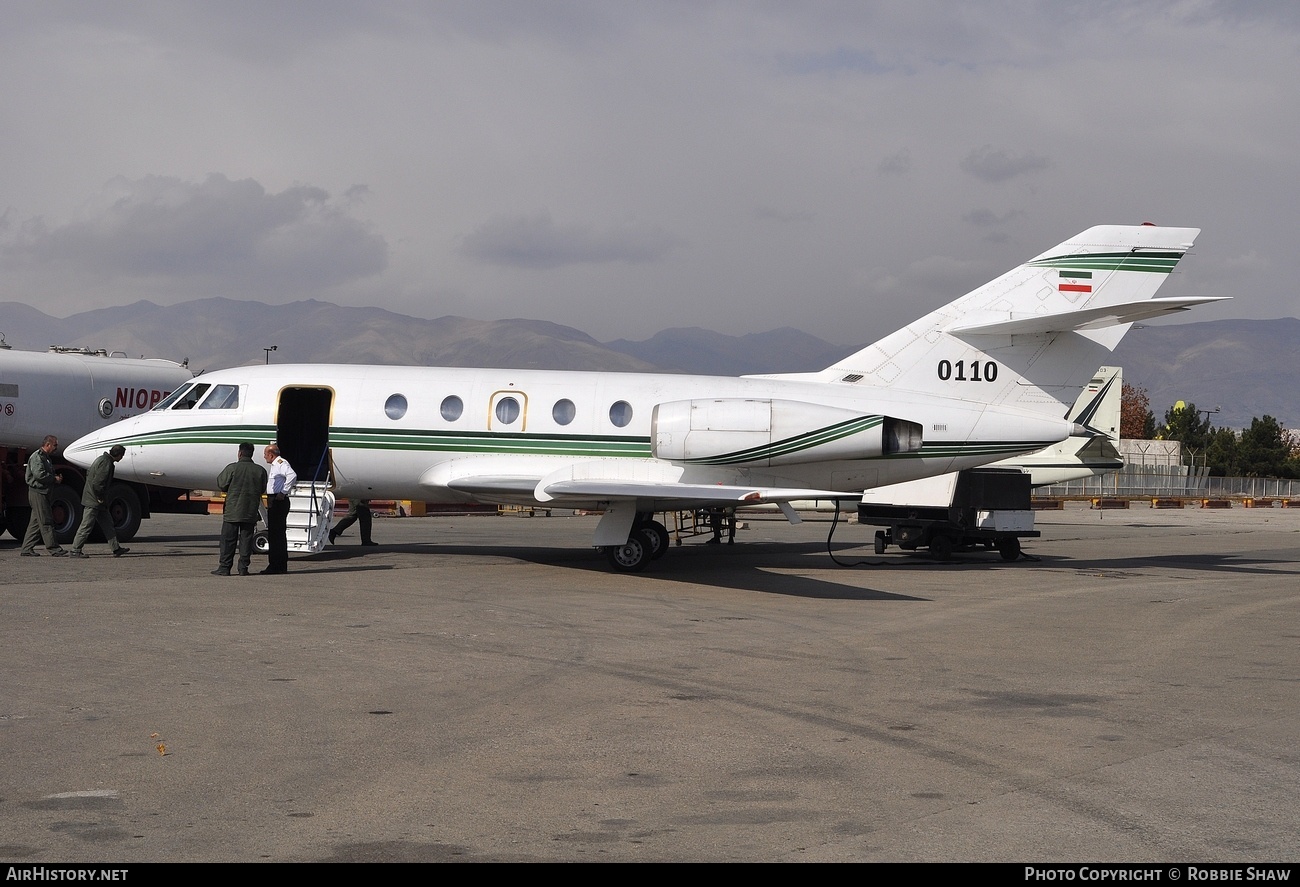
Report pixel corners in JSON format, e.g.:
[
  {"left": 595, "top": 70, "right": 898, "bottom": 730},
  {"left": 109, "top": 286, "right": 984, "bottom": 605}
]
[
  {"left": 237, "top": 570, "right": 250, "bottom": 576},
  {"left": 69, "top": 550, "right": 90, "bottom": 558},
  {"left": 113, "top": 547, "right": 129, "bottom": 557},
  {"left": 361, "top": 540, "right": 379, "bottom": 546},
  {"left": 259, "top": 567, "right": 287, "bottom": 575},
  {"left": 211, "top": 569, "right": 231, "bottom": 576},
  {"left": 20, "top": 550, "right": 39, "bottom": 557},
  {"left": 49, "top": 549, "right": 69, "bottom": 557},
  {"left": 328, "top": 531, "right": 337, "bottom": 544}
]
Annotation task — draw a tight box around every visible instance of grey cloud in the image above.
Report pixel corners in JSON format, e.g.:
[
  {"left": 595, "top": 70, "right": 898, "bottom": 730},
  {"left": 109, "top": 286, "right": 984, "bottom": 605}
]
[
  {"left": 460, "top": 212, "right": 684, "bottom": 270},
  {"left": 751, "top": 206, "right": 815, "bottom": 225},
  {"left": 2, "top": 174, "right": 386, "bottom": 291},
  {"left": 964, "top": 208, "right": 1024, "bottom": 227},
  {"left": 879, "top": 150, "right": 912, "bottom": 176},
  {"left": 960, "top": 146, "right": 1050, "bottom": 183}
]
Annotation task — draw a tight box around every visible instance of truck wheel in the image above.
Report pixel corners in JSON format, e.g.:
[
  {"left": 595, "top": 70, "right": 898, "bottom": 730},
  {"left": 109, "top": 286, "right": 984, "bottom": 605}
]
[
  {"left": 874, "top": 530, "right": 886, "bottom": 555},
  {"left": 6, "top": 507, "right": 31, "bottom": 540},
  {"left": 929, "top": 534, "right": 954, "bottom": 560},
  {"left": 998, "top": 537, "right": 1021, "bottom": 561},
  {"left": 105, "top": 483, "right": 143, "bottom": 542},
  {"left": 50, "top": 484, "right": 82, "bottom": 545}
]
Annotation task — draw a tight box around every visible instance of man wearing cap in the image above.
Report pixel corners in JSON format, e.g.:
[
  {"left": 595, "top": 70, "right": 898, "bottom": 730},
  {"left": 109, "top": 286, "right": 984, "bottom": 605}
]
[
  {"left": 260, "top": 443, "right": 297, "bottom": 575},
  {"left": 69, "top": 444, "right": 130, "bottom": 558}
]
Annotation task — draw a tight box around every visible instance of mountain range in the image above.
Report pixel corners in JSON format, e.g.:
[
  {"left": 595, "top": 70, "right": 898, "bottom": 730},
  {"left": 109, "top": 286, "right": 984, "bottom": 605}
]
[{"left": 2, "top": 298, "right": 1294, "bottom": 432}]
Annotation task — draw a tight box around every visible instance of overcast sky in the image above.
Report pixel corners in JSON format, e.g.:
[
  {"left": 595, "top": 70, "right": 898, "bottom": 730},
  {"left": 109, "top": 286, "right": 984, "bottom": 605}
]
[{"left": 2, "top": 1, "right": 1296, "bottom": 345}]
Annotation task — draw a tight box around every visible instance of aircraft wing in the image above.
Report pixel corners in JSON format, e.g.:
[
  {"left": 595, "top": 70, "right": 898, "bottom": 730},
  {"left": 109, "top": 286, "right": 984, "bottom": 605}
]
[{"left": 539, "top": 478, "right": 857, "bottom": 506}]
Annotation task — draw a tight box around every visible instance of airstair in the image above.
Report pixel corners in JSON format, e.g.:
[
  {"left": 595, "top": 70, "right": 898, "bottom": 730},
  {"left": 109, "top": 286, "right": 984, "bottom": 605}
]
[{"left": 254, "top": 479, "right": 335, "bottom": 555}]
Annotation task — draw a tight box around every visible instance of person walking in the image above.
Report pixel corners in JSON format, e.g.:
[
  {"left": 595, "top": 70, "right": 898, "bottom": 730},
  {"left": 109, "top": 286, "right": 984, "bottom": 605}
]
[
  {"left": 329, "top": 498, "right": 378, "bottom": 546},
  {"left": 19, "top": 434, "right": 69, "bottom": 557},
  {"left": 68, "top": 445, "right": 129, "bottom": 558},
  {"left": 212, "top": 442, "right": 267, "bottom": 577},
  {"left": 261, "top": 444, "right": 297, "bottom": 575}
]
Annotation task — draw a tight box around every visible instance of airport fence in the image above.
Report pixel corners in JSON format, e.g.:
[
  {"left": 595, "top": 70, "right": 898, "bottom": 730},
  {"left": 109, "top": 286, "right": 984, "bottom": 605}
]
[{"left": 1039, "top": 465, "right": 1300, "bottom": 500}]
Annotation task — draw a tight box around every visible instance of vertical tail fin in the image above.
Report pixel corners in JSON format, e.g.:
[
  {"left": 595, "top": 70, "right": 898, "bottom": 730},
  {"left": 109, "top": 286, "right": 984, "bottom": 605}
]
[{"left": 819, "top": 225, "right": 1218, "bottom": 417}]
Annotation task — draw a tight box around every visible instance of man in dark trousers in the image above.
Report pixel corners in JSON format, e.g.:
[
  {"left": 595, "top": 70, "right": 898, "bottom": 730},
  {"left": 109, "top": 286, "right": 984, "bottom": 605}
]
[
  {"left": 261, "top": 443, "right": 297, "bottom": 574},
  {"left": 19, "top": 434, "right": 69, "bottom": 557},
  {"left": 213, "top": 442, "right": 267, "bottom": 577},
  {"left": 68, "top": 444, "right": 129, "bottom": 558},
  {"left": 329, "top": 499, "right": 379, "bottom": 546}
]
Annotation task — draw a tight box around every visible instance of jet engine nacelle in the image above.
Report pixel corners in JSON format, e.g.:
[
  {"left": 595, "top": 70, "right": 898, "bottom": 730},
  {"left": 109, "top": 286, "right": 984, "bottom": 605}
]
[{"left": 651, "top": 398, "right": 922, "bottom": 466}]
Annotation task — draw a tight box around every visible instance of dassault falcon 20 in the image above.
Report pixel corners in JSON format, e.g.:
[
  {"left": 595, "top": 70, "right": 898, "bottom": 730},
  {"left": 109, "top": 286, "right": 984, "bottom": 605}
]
[{"left": 67, "top": 224, "right": 1221, "bottom": 571}]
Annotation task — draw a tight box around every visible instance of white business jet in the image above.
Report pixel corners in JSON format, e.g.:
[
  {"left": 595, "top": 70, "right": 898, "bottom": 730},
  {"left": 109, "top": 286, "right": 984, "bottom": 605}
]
[
  {"left": 66, "top": 224, "right": 1221, "bottom": 571},
  {"left": 988, "top": 364, "right": 1126, "bottom": 487}
]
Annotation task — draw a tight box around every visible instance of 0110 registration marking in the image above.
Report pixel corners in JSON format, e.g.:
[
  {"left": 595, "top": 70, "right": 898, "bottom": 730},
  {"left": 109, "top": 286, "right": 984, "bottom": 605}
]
[{"left": 937, "top": 360, "right": 998, "bottom": 382}]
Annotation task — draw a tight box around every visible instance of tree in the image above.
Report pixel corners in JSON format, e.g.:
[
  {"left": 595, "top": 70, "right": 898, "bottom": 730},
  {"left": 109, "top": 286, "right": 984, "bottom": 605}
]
[
  {"left": 1159, "top": 401, "right": 1212, "bottom": 453},
  {"left": 1237, "top": 415, "right": 1293, "bottom": 478},
  {"left": 1120, "top": 382, "right": 1155, "bottom": 439},
  {"left": 1205, "top": 427, "right": 1240, "bottom": 477}
]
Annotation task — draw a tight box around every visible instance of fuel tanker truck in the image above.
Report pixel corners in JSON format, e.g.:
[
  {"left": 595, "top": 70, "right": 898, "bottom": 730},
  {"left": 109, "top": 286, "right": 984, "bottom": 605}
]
[{"left": 1, "top": 342, "right": 196, "bottom": 543}]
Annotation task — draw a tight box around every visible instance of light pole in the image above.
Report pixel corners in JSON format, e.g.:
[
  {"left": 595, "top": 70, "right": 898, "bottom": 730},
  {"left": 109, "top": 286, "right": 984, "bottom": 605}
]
[
  {"left": 1198, "top": 406, "right": 1220, "bottom": 424},
  {"left": 264, "top": 345, "right": 277, "bottom": 365}
]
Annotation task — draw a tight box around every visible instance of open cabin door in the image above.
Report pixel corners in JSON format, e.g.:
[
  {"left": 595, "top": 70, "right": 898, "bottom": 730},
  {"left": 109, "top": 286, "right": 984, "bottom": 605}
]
[
  {"left": 276, "top": 387, "right": 333, "bottom": 483},
  {"left": 270, "top": 386, "right": 335, "bottom": 554}
]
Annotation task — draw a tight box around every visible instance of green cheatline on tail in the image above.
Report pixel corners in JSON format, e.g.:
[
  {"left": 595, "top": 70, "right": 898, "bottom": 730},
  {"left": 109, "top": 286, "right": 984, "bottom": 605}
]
[{"left": 1026, "top": 251, "right": 1185, "bottom": 274}]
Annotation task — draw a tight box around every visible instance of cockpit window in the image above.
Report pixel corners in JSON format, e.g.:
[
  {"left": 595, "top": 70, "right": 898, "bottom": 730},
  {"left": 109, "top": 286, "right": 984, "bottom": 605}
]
[
  {"left": 171, "top": 383, "right": 211, "bottom": 410},
  {"left": 153, "top": 382, "right": 195, "bottom": 411},
  {"left": 198, "top": 384, "right": 240, "bottom": 410}
]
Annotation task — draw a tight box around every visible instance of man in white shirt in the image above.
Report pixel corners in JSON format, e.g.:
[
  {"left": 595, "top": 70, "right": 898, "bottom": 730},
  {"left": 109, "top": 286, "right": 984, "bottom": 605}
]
[{"left": 261, "top": 443, "right": 297, "bottom": 575}]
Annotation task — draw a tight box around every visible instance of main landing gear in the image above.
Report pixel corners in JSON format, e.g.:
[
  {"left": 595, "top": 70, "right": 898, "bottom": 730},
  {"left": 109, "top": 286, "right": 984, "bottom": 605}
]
[{"left": 604, "top": 516, "right": 670, "bottom": 573}]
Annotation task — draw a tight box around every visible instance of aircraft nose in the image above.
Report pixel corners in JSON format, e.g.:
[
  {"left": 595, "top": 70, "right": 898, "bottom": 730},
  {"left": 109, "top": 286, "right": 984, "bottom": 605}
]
[{"left": 63, "top": 432, "right": 105, "bottom": 468}]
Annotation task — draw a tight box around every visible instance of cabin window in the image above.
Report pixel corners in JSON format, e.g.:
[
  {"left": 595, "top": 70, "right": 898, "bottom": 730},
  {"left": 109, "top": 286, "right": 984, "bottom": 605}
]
[
  {"left": 440, "top": 395, "right": 463, "bottom": 422},
  {"left": 153, "top": 383, "right": 195, "bottom": 411},
  {"left": 495, "top": 396, "right": 521, "bottom": 425},
  {"left": 199, "top": 384, "right": 240, "bottom": 410},
  {"left": 552, "top": 399, "right": 576, "bottom": 426},
  {"left": 384, "top": 394, "right": 408, "bottom": 420},
  {"left": 608, "top": 400, "right": 633, "bottom": 428}
]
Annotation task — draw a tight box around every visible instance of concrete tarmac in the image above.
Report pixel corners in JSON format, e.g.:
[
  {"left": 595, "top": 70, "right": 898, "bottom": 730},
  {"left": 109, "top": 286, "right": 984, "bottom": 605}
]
[{"left": 1, "top": 503, "right": 1297, "bottom": 863}]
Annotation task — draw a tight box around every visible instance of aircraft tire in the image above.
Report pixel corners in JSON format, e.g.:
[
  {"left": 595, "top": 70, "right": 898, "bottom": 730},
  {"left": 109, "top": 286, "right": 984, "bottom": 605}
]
[
  {"left": 638, "top": 520, "right": 670, "bottom": 560},
  {"left": 103, "top": 482, "right": 142, "bottom": 543},
  {"left": 605, "top": 536, "right": 650, "bottom": 573},
  {"left": 50, "top": 484, "right": 83, "bottom": 545},
  {"left": 253, "top": 529, "right": 270, "bottom": 555}
]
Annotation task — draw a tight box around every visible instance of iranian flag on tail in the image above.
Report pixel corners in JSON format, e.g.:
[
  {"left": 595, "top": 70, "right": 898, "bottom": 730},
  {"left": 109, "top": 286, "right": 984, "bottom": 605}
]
[{"left": 1058, "top": 270, "right": 1092, "bottom": 293}]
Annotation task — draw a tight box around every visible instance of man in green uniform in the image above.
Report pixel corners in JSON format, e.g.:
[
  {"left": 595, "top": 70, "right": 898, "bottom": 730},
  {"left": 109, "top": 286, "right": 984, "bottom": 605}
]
[
  {"left": 19, "top": 434, "right": 69, "bottom": 557},
  {"left": 329, "top": 499, "right": 379, "bottom": 546},
  {"left": 69, "top": 445, "right": 129, "bottom": 558},
  {"left": 212, "top": 442, "right": 268, "bottom": 576}
]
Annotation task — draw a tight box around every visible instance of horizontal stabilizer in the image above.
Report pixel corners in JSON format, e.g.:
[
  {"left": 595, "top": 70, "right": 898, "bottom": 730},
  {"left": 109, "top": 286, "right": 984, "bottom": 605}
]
[{"left": 948, "top": 296, "right": 1230, "bottom": 337}]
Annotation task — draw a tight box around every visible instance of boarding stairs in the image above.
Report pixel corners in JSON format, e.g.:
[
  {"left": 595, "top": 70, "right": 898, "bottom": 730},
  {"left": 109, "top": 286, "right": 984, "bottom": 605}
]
[{"left": 255, "top": 478, "right": 335, "bottom": 555}]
